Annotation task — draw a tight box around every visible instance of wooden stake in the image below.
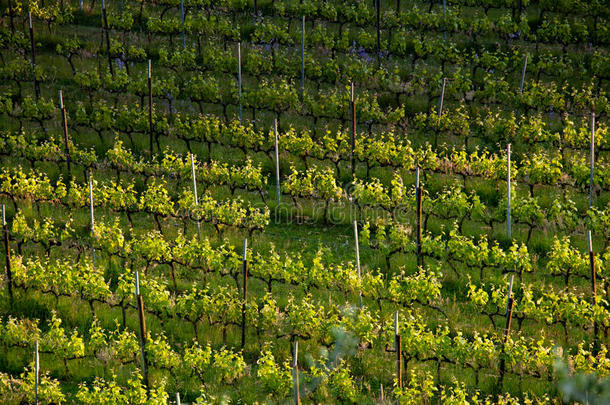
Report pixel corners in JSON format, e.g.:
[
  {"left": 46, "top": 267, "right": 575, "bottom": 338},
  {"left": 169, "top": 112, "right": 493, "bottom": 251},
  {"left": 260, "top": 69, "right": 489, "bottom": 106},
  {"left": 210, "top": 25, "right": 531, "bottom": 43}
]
[
  {"left": 354, "top": 220, "right": 361, "bottom": 279},
  {"left": 241, "top": 239, "right": 248, "bottom": 348},
  {"left": 190, "top": 153, "right": 201, "bottom": 238},
  {"left": 301, "top": 16, "right": 305, "bottom": 101},
  {"left": 350, "top": 82, "right": 356, "bottom": 178},
  {"left": 395, "top": 336, "right": 402, "bottom": 388},
  {"left": 588, "top": 230, "right": 596, "bottom": 304},
  {"left": 176, "top": 392, "right": 181, "bottom": 405},
  {"left": 274, "top": 119, "right": 281, "bottom": 206},
  {"left": 135, "top": 271, "right": 149, "bottom": 389},
  {"left": 34, "top": 340, "right": 39, "bottom": 405},
  {"left": 293, "top": 340, "right": 300, "bottom": 405},
  {"left": 505, "top": 274, "right": 514, "bottom": 314},
  {"left": 519, "top": 54, "right": 528, "bottom": 93},
  {"left": 415, "top": 167, "right": 422, "bottom": 267},
  {"left": 394, "top": 310, "right": 399, "bottom": 336},
  {"left": 507, "top": 144, "right": 511, "bottom": 240},
  {"left": 504, "top": 298, "right": 514, "bottom": 344},
  {"left": 238, "top": 42, "right": 242, "bottom": 122},
  {"left": 380, "top": 383, "right": 384, "bottom": 401},
  {"left": 588, "top": 230, "right": 599, "bottom": 350},
  {"left": 2, "top": 205, "right": 12, "bottom": 305},
  {"left": 88, "top": 175, "right": 95, "bottom": 264},
  {"left": 59, "top": 91, "right": 72, "bottom": 175},
  {"left": 354, "top": 219, "right": 362, "bottom": 306},
  {"left": 393, "top": 311, "right": 402, "bottom": 388},
  {"left": 148, "top": 60, "right": 153, "bottom": 156},
  {"left": 28, "top": 12, "right": 40, "bottom": 100},
  {"left": 101, "top": 0, "right": 113, "bottom": 76},
  {"left": 503, "top": 274, "right": 514, "bottom": 343},
  {"left": 438, "top": 78, "right": 446, "bottom": 118},
  {"left": 590, "top": 112, "right": 595, "bottom": 208}
]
